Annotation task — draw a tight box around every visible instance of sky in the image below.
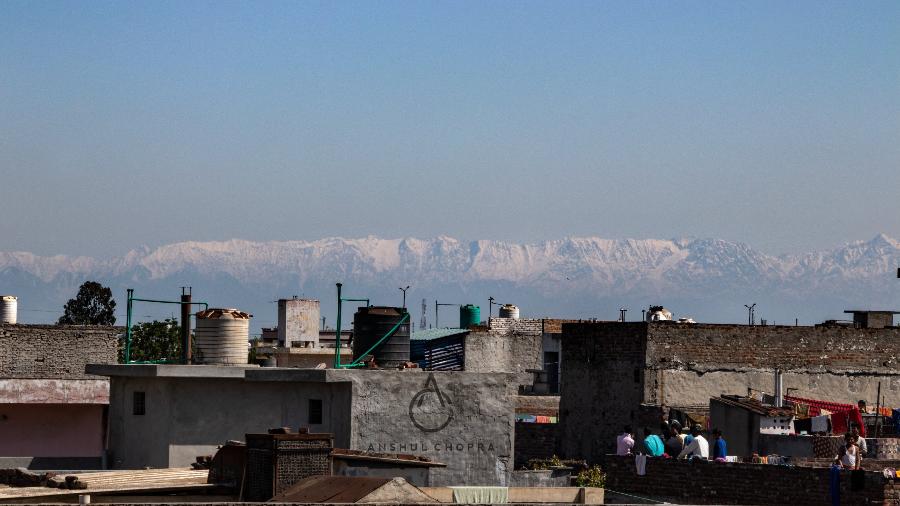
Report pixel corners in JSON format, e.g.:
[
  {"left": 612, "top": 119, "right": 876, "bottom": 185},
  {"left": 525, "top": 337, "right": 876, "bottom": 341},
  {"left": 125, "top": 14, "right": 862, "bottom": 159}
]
[{"left": 1, "top": 0, "right": 898, "bottom": 258}]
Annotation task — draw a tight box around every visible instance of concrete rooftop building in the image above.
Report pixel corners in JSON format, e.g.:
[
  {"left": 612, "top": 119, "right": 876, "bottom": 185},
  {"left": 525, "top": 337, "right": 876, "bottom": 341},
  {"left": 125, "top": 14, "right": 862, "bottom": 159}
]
[
  {"left": 1, "top": 323, "right": 121, "bottom": 469},
  {"left": 559, "top": 319, "right": 900, "bottom": 463},
  {"left": 87, "top": 364, "right": 514, "bottom": 486}
]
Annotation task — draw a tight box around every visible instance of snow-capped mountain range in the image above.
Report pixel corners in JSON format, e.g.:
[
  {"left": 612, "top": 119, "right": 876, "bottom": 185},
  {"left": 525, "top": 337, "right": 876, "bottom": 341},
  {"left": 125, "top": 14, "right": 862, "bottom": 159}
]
[{"left": 2, "top": 234, "right": 900, "bottom": 332}]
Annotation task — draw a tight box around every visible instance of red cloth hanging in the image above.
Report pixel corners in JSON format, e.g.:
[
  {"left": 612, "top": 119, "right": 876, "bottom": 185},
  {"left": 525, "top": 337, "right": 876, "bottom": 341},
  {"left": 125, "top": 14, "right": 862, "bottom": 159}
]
[{"left": 785, "top": 396, "right": 865, "bottom": 437}]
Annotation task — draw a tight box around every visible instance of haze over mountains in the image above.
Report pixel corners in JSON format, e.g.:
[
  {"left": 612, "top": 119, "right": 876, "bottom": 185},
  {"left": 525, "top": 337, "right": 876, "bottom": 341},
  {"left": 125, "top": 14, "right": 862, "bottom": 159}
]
[{"left": 2, "top": 234, "right": 900, "bottom": 333}]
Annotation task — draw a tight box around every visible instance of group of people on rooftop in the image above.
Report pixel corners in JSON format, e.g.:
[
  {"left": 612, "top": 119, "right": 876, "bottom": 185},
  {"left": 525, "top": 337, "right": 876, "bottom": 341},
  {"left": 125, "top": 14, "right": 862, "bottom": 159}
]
[{"left": 616, "top": 421, "right": 727, "bottom": 461}]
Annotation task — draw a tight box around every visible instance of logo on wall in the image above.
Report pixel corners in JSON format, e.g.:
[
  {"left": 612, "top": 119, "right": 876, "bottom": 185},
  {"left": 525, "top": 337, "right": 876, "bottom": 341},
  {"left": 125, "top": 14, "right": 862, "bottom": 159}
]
[{"left": 409, "top": 373, "right": 455, "bottom": 433}]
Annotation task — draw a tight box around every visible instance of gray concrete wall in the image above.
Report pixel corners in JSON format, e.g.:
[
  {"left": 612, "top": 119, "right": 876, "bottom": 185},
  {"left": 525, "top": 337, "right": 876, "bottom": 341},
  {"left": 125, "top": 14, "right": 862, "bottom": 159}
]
[
  {"left": 105, "top": 374, "right": 351, "bottom": 469},
  {"left": 277, "top": 299, "right": 320, "bottom": 348},
  {"left": 464, "top": 330, "right": 541, "bottom": 389},
  {"left": 0, "top": 324, "right": 120, "bottom": 379},
  {"left": 343, "top": 370, "right": 514, "bottom": 486},
  {"left": 709, "top": 398, "right": 760, "bottom": 457},
  {"left": 96, "top": 366, "right": 514, "bottom": 486}
]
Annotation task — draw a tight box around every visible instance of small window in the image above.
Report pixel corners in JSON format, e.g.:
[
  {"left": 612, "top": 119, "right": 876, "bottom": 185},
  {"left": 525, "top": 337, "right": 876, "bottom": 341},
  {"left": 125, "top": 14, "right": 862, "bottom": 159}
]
[
  {"left": 308, "top": 399, "right": 322, "bottom": 425},
  {"left": 133, "top": 391, "right": 146, "bottom": 416}
]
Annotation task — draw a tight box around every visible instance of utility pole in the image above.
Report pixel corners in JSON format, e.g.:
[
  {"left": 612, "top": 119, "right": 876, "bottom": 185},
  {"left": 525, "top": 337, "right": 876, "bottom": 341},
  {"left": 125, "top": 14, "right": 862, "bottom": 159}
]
[
  {"left": 420, "top": 299, "right": 427, "bottom": 330},
  {"left": 744, "top": 303, "right": 757, "bottom": 326},
  {"left": 398, "top": 286, "right": 409, "bottom": 309}
]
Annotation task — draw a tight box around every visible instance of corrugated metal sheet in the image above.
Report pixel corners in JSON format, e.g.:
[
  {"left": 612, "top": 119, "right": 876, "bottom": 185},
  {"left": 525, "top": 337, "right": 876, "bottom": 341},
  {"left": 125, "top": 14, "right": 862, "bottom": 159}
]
[{"left": 410, "top": 333, "right": 465, "bottom": 371}]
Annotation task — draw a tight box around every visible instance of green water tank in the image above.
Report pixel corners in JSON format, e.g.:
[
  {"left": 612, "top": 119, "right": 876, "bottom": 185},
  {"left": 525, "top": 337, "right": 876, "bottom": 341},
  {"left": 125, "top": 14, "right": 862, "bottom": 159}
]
[{"left": 459, "top": 304, "right": 481, "bottom": 329}]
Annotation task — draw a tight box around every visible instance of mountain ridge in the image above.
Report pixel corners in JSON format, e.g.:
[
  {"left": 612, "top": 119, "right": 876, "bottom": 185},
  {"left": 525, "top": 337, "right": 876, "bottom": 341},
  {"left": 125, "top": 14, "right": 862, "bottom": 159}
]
[{"left": 2, "top": 234, "right": 899, "bottom": 329}]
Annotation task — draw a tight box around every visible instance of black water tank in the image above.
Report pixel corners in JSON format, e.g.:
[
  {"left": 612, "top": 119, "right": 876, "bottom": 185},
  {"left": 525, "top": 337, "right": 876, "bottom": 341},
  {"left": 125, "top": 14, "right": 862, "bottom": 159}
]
[{"left": 352, "top": 306, "right": 410, "bottom": 368}]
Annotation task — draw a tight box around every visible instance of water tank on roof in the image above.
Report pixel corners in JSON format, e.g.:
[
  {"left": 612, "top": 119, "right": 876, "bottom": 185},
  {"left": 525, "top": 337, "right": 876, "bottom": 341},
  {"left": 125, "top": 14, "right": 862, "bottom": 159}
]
[
  {"left": 0, "top": 296, "right": 16, "bottom": 324},
  {"left": 459, "top": 304, "right": 481, "bottom": 329},
  {"left": 194, "top": 308, "right": 251, "bottom": 365},
  {"left": 499, "top": 304, "right": 519, "bottom": 319},
  {"left": 647, "top": 306, "right": 673, "bottom": 322},
  {"left": 352, "top": 306, "right": 410, "bottom": 368}
]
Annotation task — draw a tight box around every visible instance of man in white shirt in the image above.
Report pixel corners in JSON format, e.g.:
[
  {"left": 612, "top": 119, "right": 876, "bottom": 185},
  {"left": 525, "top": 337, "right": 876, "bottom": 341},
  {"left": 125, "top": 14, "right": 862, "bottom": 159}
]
[
  {"left": 616, "top": 425, "right": 635, "bottom": 456},
  {"left": 677, "top": 425, "right": 709, "bottom": 459}
]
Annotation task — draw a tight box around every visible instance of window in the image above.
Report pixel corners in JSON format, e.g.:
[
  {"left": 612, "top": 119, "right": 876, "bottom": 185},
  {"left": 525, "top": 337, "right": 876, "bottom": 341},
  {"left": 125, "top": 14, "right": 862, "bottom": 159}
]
[
  {"left": 133, "top": 391, "right": 146, "bottom": 416},
  {"left": 308, "top": 399, "right": 322, "bottom": 425}
]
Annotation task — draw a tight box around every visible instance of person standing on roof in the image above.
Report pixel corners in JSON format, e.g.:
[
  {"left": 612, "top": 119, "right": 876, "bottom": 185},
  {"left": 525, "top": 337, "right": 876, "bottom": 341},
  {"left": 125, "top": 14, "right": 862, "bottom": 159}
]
[
  {"left": 664, "top": 424, "right": 684, "bottom": 457},
  {"left": 616, "top": 425, "right": 635, "bottom": 456},
  {"left": 712, "top": 428, "right": 728, "bottom": 461},
  {"left": 678, "top": 425, "right": 710, "bottom": 459},
  {"left": 643, "top": 428, "right": 664, "bottom": 457}
]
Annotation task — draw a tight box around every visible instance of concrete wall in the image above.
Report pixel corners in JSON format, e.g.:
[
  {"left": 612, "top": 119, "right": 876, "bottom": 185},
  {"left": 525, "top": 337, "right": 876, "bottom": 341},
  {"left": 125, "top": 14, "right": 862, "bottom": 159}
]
[
  {"left": 277, "top": 299, "right": 320, "bottom": 348},
  {"left": 105, "top": 373, "right": 351, "bottom": 469},
  {"left": 0, "top": 404, "right": 104, "bottom": 458},
  {"left": 0, "top": 324, "right": 120, "bottom": 379},
  {"left": 344, "top": 370, "right": 514, "bottom": 486},
  {"left": 95, "top": 366, "right": 514, "bottom": 486},
  {"left": 464, "top": 330, "right": 541, "bottom": 389},
  {"left": 709, "top": 398, "right": 760, "bottom": 457}
]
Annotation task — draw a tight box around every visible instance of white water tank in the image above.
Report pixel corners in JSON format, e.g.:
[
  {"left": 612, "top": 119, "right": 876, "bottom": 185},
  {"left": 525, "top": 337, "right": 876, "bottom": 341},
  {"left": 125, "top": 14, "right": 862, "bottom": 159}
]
[
  {"left": 194, "top": 308, "right": 251, "bottom": 365},
  {"left": 0, "top": 296, "right": 17, "bottom": 324},
  {"left": 499, "top": 304, "right": 519, "bottom": 319},
  {"left": 646, "top": 305, "right": 673, "bottom": 322}
]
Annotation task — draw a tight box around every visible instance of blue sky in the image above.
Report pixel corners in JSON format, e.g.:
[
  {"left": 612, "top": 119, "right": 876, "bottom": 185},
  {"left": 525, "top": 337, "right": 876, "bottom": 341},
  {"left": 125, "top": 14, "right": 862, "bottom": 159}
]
[{"left": 1, "top": 0, "right": 898, "bottom": 257}]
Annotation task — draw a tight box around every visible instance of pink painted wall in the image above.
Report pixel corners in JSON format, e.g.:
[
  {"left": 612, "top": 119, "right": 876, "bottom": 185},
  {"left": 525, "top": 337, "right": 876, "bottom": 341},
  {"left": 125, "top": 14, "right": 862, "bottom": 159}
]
[{"left": 0, "top": 404, "right": 104, "bottom": 456}]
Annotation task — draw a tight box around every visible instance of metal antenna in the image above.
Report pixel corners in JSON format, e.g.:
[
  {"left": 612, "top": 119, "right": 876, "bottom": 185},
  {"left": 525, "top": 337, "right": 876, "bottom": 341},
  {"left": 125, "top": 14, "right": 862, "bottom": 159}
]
[
  {"left": 398, "top": 286, "right": 410, "bottom": 309},
  {"left": 744, "top": 303, "right": 757, "bottom": 326}
]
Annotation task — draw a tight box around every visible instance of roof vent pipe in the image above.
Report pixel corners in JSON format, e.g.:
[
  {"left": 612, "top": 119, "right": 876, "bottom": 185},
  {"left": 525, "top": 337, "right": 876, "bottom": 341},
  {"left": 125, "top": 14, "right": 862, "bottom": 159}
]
[{"left": 774, "top": 369, "right": 784, "bottom": 408}]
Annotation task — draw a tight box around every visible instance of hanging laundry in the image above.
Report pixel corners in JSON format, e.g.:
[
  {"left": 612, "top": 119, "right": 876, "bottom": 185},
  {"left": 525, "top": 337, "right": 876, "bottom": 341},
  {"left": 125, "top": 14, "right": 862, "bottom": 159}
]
[
  {"left": 831, "top": 411, "right": 849, "bottom": 435},
  {"left": 830, "top": 465, "right": 841, "bottom": 506},
  {"left": 849, "top": 408, "right": 865, "bottom": 437},
  {"left": 635, "top": 454, "right": 647, "bottom": 476}
]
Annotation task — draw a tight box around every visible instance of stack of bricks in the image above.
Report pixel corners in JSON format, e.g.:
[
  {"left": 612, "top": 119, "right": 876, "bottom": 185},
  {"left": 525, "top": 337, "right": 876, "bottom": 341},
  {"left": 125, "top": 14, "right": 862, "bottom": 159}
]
[{"left": 603, "top": 455, "right": 899, "bottom": 505}]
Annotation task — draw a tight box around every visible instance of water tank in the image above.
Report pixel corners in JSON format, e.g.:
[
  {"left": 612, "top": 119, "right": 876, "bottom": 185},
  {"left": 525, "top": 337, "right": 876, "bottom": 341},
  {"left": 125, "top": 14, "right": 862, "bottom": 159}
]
[
  {"left": 194, "top": 308, "right": 251, "bottom": 365},
  {"left": 647, "top": 306, "right": 673, "bottom": 322},
  {"left": 352, "top": 306, "right": 410, "bottom": 368},
  {"left": 459, "top": 304, "right": 481, "bottom": 328},
  {"left": 0, "top": 296, "right": 17, "bottom": 324},
  {"left": 498, "top": 304, "right": 519, "bottom": 319}
]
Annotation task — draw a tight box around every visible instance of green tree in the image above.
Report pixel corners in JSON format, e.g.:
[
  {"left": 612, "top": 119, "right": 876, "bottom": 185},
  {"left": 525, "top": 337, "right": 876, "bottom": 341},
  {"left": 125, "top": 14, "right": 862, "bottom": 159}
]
[
  {"left": 120, "top": 318, "right": 183, "bottom": 362},
  {"left": 58, "top": 281, "right": 117, "bottom": 325}
]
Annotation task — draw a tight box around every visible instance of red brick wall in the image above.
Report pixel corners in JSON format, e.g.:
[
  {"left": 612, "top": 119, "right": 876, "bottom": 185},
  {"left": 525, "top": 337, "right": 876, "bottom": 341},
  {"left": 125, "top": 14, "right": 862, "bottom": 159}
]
[
  {"left": 514, "top": 422, "right": 557, "bottom": 469},
  {"left": 603, "top": 456, "right": 899, "bottom": 505}
]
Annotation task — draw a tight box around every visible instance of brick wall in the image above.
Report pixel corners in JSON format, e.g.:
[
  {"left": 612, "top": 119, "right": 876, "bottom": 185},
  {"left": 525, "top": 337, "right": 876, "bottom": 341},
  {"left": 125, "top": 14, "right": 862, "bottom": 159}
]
[
  {"left": 646, "top": 323, "right": 900, "bottom": 372},
  {"left": 560, "top": 321, "right": 900, "bottom": 462},
  {"left": 603, "top": 456, "right": 898, "bottom": 505},
  {"left": 558, "top": 322, "right": 647, "bottom": 461},
  {"left": 0, "top": 324, "right": 121, "bottom": 379},
  {"left": 514, "top": 422, "right": 558, "bottom": 468},
  {"left": 487, "top": 318, "right": 544, "bottom": 335}
]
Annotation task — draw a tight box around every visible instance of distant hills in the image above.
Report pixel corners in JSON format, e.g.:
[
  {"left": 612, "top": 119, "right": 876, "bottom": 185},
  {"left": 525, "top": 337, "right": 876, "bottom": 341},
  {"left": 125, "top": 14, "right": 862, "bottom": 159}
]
[{"left": 2, "top": 234, "right": 900, "bottom": 333}]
